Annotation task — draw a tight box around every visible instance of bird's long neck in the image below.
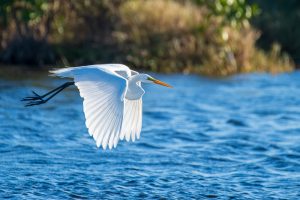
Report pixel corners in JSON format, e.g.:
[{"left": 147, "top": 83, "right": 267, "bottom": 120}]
[
  {"left": 129, "top": 74, "right": 145, "bottom": 83},
  {"left": 125, "top": 74, "right": 145, "bottom": 100}
]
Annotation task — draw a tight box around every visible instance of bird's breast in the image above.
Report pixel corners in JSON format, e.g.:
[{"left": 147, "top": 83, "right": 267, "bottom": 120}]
[{"left": 125, "top": 83, "right": 145, "bottom": 100}]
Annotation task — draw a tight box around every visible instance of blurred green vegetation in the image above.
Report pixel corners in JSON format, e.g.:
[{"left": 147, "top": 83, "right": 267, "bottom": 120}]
[{"left": 0, "top": 0, "right": 295, "bottom": 76}]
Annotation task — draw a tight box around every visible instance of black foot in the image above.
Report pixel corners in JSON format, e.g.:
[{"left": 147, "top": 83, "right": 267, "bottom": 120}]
[
  {"left": 21, "top": 81, "right": 75, "bottom": 107},
  {"left": 22, "top": 91, "right": 48, "bottom": 107},
  {"left": 21, "top": 91, "right": 44, "bottom": 101}
]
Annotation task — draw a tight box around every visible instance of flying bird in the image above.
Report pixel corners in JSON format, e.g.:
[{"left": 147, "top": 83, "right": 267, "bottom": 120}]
[{"left": 22, "top": 64, "right": 172, "bottom": 150}]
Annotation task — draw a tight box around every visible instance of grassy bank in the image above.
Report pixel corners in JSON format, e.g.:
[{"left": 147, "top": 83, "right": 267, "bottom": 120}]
[{"left": 0, "top": 0, "right": 295, "bottom": 76}]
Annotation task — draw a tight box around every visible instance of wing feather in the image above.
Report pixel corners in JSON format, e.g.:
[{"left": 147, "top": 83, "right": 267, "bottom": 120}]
[
  {"left": 131, "top": 101, "right": 138, "bottom": 142},
  {"left": 51, "top": 64, "right": 145, "bottom": 149},
  {"left": 136, "top": 99, "right": 143, "bottom": 139},
  {"left": 94, "top": 99, "right": 115, "bottom": 147},
  {"left": 121, "top": 98, "right": 143, "bottom": 142},
  {"left": 52, "top": 66, "right": 127, "bottom": 149},
  {"left": 99, "top": 100, "right": 119, "bottom": 149}
]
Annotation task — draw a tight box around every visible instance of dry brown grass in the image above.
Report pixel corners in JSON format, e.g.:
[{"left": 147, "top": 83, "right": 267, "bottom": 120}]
[
  {"left": 0, "top": 0, "right": 294, "bottom": 76},
  {"left": 114, "top": 0, "right": 205, "bottom": 72},
  {"left": 114, "top": 0, "right": 294, "bottom": 76}
]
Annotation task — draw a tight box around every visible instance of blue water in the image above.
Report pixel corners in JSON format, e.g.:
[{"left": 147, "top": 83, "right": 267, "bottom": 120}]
[{"left": 1, "top": 72, "right": 300, "bottom": 199}]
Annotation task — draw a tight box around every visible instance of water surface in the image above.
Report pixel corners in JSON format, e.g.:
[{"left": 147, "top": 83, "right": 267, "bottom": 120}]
[{"left": 0, "top": 72, "right": 300, "bottom": 199}]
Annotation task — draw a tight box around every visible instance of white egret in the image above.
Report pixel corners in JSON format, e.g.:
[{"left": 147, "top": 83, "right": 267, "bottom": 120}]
[{"left": 22, "top": 64, "right": 172, "bottom": 149}]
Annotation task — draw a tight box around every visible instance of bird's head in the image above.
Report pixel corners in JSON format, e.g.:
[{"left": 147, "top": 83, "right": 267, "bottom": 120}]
[{"left": 140, "top": 74, "right": 172, "bottom": 88}]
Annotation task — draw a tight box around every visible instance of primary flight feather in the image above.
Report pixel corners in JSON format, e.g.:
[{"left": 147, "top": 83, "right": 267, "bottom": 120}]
[{"left": 22, "top": 64, "right": 172, "bottom": 150}]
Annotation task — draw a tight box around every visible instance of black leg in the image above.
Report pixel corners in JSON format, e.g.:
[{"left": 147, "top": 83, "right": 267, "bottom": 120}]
[{"left": 22, "top": 81, "right": 75, "bottom": 107}]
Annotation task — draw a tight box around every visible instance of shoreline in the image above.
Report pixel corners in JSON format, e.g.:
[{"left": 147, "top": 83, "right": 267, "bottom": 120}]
[{"left": 0, "top": 63, "right": 297, "bottom": 80}]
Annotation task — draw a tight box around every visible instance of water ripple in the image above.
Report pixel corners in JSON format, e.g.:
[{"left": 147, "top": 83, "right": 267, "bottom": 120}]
[{"left": 1, "top": 72, "right": 300, "bottom": 199}]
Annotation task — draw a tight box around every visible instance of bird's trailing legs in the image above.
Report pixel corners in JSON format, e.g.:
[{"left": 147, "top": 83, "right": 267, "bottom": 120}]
[{"left": 22, "top": 81, "right": 75, "bottom": 107}]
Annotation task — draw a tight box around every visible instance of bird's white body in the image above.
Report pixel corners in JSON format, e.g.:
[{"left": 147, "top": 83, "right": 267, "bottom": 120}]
[{"left": 51, "top": 64, "right": 147, "bottom": 149}]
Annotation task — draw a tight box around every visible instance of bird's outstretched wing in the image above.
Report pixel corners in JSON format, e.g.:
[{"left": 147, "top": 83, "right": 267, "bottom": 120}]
[
  {"left": 51, "top": 66, "right": 127, "bottom": 149},
  {"left": 120, "top": 98, "right": 143, "bottom": 142},
  {"left": 119, "top": 69, "right": 143, "bottom": 142}
]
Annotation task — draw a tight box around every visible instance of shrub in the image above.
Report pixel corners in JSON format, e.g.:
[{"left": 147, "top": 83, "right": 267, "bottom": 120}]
[
  {"left": 0, "top": 0, "right": 295, "bottom": 76},
  {"left": 115, "top": 0, "right": 204, "bottom": 72},
  {"left": 0, "top": 0, "right": 59, "bottom": 66},
  {"left": 115, "top": 0, "right": 294, "bottom": 76}
]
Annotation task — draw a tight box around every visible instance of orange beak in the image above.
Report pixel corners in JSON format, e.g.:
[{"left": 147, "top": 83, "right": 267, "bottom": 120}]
[{"left": 153, "top": 79, "right": 173, "bottom": 88}]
